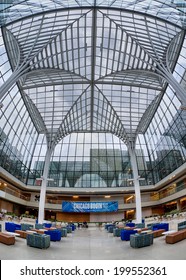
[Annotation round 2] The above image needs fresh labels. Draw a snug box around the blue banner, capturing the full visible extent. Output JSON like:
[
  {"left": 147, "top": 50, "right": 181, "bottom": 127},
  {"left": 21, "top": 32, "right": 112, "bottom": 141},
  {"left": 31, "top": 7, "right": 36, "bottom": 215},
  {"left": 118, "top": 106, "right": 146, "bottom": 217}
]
[{"left": 62, "top": 201, "right": 118, "bottom": 213}]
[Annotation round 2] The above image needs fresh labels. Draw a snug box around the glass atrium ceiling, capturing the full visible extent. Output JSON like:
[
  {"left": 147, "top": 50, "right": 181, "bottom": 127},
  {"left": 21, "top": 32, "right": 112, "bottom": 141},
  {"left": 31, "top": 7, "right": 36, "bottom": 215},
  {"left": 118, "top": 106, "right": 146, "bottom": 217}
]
[{"left": 0, "top": 0, "right": 186, "bottom": 150}]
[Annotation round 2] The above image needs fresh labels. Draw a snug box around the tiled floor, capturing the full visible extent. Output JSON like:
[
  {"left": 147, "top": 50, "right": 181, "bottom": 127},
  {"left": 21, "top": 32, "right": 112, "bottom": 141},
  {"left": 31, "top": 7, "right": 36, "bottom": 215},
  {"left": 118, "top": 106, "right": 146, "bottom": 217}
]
[{"left": 0, "top": 219, "right": 186, "bottom": 260}]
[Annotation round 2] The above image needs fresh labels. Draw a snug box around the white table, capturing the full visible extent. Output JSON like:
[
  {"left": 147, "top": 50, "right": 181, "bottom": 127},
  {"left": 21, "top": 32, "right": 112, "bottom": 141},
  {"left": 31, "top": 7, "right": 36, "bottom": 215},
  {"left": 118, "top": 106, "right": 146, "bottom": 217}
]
[
  {"left": 26, "top": 230, "right": 35, "bottom": 234},
  {"left": 141, "top": 230, "right": 152, "bottom": 233},
  {"left": 3, "top": 232, "right": 20, "bottom": 237},
  {"left": 161, "top": 230, "right": 176, "bottom": 236}
]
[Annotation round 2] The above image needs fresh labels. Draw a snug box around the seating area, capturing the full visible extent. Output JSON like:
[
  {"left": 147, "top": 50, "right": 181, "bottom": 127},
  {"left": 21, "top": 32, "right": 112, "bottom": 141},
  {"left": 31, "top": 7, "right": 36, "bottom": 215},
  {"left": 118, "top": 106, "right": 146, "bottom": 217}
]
[
  {"left": 15, "top": 230, "right": 27, "bottom": 238},
  {"left": 21, "top": 223, "right": 34, "bottom": 231},
  {"left": 148, "top": 222, "right": 169, "bottom": 231},
  {"left": 120, "top": 229, "right": 138, "bottom": 241},
  {"left": 27, "top": 233, "right": 50, "bottom": 249},
  {"left": 5, "top": 222, "right": 21, "bottom": 232},
  {"left": 153, "top": 229, "right": 165, "bottom": 238},
  {"left": 44, "top": 230, "right": 61, "bottom": 241},
  {"left": 1, "top": 221, "right": 76, "bottom": 246},
  {"left": 165, "top": 229, "right": 186, "bottom": 244},
  {"left": 113, "top": 227, "right": 124, "bottom": 237},
  {"left": 1, "top": 218, "right": 186, "bottom": 259},
  {"left": 0, "top": 232, "right": 15, "bottom": 245},
  {"left": 177, "top": 220, "right": 186, "bottom": 231},
  {"left": 130, "top": 233, "right": 154, "bottom": 248}
]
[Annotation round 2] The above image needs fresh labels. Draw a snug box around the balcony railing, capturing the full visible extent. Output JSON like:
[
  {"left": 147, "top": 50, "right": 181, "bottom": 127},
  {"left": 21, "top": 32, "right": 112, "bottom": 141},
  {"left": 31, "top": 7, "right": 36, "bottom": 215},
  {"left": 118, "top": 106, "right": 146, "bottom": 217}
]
[{"left": 0, "top": 185, "right": 30, "bottom": 201}]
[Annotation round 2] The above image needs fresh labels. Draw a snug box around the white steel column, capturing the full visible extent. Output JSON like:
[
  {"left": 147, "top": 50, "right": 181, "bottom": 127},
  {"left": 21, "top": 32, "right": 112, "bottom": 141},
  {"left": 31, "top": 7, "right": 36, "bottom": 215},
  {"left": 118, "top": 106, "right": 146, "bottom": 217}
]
[
  {"left": 128, "top": 146, "right": 142, "bottom": 223},
  {"left": 156, "top": 65, "right": 186, "bottom": 105},
  {"left": 38, "top": 148, "right": 53, "bottom": 224},
  {"left": 0, "top": 65, "right": 29, "bottom": 101}
]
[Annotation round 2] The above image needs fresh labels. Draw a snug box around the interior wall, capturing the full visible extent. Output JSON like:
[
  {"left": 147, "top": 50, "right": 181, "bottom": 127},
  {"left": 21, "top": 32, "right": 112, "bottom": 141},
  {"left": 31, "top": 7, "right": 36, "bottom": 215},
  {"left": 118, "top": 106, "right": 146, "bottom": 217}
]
[
  {"left": 142, "top": 208, "right": 152, "bottom": 218},
  {"left": 0, "top": 199, "right": 13, "bottom": 213},
  {"left": 90, "top": 211, "right": 124, "bottom": 222},
  {"left": 56, "top": 212, "right": 90, "bottom": 222}
]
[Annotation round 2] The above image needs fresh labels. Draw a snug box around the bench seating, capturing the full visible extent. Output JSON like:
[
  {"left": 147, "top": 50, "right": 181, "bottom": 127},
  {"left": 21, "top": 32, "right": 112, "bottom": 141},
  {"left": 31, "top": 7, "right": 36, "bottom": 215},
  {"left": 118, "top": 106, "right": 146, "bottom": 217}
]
[
  {"left": 15, "top": 230, "right": 27, "bottom": 238},
  {"left": 0, "top": 232, "right": 15, "bottom": 245},
  {"left": 166, "top": 229, "right": 186, "bottom": 244},
  {"left": 153, "top": 229, "right": 165, "bottom": 238}
]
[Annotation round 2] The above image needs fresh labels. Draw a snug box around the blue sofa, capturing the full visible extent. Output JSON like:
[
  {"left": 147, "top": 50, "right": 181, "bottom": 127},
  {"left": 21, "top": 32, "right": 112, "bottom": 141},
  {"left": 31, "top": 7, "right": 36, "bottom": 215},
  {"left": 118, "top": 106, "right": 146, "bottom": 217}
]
[
  {"left": 126, "top": 222, "right": 135, "bottom": 228},
  {"left": 43, "top": 223, "right": 52, "bottom": 228},
  {"left": 27, "top": 233, "right": 50, "bottom": 249},
  {"left": 5, "top": 222, "right": 21, "bottom": 232},
  {"left": 121, "top": 229, "right": 138, "bottom": 241},
  {"left": 44, "top": 230, "right": 61, "bottom": 241},
  {"left": 152, "top": 223, "right": 169, "bottom": 231}
]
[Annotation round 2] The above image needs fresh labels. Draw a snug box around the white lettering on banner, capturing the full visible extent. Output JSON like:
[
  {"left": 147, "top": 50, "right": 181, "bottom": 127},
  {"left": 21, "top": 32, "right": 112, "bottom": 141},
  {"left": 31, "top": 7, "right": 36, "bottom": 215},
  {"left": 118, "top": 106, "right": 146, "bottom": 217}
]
[
  {"left": 90, "top": 203, "right": 102, "bottom": 209},
  {"left": 73, "top": 202, "right": 103, "bottom": 210}
]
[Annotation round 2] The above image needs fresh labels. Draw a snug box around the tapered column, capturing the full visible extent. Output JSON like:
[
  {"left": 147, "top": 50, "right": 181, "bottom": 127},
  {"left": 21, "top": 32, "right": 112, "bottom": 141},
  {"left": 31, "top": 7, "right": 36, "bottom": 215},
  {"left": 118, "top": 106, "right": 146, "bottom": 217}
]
[
  {"left": 0, "top": 65, "right": 29, "bottom": 101},
  {"left": 156, "top": 65, "right": 186, "bottom": 105},
  {"left": 38, "top": 148, "right": 53, "bottom": 224},
  {"left": 128, "top": 146, "right": 142, "bottom": 223}
]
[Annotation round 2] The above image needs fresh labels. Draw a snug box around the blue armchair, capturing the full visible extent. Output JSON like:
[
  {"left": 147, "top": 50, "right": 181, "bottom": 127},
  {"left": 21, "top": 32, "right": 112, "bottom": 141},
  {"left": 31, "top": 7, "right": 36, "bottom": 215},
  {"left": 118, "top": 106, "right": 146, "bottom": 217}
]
[
  {"left": 130, "top": 233, "right": 153, "bottom": 248},
  {"left": 21, "top": 223, "right": 33, "bottom": 231},
  {"left": 27, "top": 233, "right": 50, "bottom": 249},
  {"left": 58, "top": 228, "right": 67, "bottom": 237},
  {"left": 35, "top": 223, "right": 44, "bottom": 229}
]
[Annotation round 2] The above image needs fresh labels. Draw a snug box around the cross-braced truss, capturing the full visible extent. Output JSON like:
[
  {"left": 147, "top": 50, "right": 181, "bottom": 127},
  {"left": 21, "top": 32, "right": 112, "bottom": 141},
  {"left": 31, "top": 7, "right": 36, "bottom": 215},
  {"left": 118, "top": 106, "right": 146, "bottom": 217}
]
[{"left": 0, "top": 1, "right": 186, "bottom": 149}]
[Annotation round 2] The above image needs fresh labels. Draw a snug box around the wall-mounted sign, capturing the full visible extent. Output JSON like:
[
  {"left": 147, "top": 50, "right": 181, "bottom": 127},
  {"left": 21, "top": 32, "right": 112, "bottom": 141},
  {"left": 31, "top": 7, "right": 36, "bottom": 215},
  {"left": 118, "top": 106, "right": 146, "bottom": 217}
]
[{"left": 62, "top": 201, "right": 118, "bottom": 213}]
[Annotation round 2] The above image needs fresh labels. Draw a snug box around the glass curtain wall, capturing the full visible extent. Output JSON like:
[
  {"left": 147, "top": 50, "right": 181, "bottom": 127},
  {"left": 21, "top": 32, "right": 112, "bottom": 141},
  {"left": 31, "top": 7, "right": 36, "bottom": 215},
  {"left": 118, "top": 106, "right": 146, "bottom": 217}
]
[
  {"left": 28, "top": 132, "right": 131, "bottom": 188},
  {"left": 0, "top": 29, "right": 39, "bottom": 183},
  {"left": 136, "top": 37, "right": 186, "bottom": 184}
]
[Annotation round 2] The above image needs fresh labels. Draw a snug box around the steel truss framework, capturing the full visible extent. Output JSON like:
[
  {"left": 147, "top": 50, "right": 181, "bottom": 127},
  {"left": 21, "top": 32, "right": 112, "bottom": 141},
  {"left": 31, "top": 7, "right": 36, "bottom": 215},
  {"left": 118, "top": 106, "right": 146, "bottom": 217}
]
[
  {"left": 0, "top": 0, "right": 186, "bottom": 223},
  {"left": 0, "top": 1, "right": 186, "bottom": 150}
]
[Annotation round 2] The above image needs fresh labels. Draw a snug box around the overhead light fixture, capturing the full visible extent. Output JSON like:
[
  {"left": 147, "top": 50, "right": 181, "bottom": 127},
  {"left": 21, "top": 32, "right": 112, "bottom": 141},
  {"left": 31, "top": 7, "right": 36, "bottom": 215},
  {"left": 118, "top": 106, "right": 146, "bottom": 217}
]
[
  {"left": 105, "top": 195, "right": 111, "bottom": 198},
  {"left": 126, "top": 195, "right": 134, "bottom": 201},
  {"left": 73, "top": 196, "right": 79, "bottom": 198}
]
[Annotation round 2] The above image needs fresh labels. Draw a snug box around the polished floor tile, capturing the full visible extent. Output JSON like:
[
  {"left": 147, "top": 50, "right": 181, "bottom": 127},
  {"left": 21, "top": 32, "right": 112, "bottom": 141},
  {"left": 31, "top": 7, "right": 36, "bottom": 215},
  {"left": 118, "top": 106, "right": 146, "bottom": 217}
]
[{"left": 0, "top": 220, "right": 186, "bottom": 260}]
